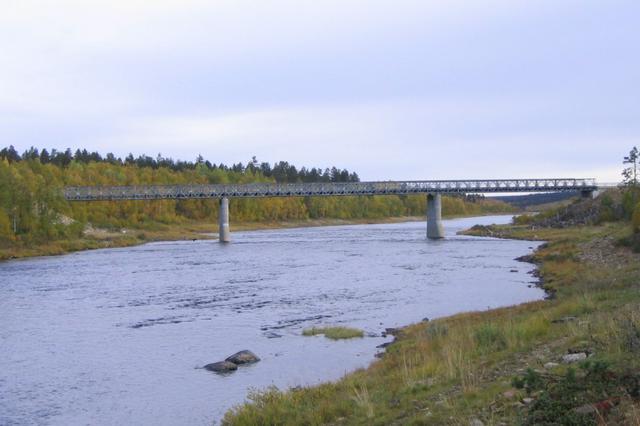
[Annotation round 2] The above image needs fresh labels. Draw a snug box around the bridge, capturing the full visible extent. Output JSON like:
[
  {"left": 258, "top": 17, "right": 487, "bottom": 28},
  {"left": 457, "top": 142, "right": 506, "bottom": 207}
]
[{"left": 64, "top": 178, "right": 600, "bottom": 241}]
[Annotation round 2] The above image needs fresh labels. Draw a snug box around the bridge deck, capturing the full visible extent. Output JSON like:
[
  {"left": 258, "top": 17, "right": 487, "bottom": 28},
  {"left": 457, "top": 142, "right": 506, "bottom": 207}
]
[{"left": 64, "top": 179, "right": 598, "bottom": 201}]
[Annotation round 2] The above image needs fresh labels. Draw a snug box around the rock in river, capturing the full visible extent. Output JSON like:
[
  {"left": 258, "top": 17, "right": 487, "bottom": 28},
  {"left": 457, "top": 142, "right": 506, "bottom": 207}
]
[
  {"left": 225, "top": 350, "right": 260, "bottom": 365},
  {"left": 204, "top": 361, "right": 238, "bottom": 373}
]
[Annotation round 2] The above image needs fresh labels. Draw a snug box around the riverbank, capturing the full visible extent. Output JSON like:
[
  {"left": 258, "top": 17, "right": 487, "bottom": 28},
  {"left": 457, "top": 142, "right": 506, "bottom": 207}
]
[
  {"left": 222, "top": 221, "right": 640, "bottom": 425},
  {"left": 0, "top": 213, "right": 509, "bottom": 261},
  {"left": 0, "top": 217, "right": 418, "bottom": 261}
]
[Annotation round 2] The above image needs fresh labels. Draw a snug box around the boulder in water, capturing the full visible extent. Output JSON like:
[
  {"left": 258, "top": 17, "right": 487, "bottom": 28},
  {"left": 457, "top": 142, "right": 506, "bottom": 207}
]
[
  {"left": 204, "top": 361, "right": 238, "bottom": 373},
  {"left": 226, "top": 350, "right": 260, "bottom": 365}
]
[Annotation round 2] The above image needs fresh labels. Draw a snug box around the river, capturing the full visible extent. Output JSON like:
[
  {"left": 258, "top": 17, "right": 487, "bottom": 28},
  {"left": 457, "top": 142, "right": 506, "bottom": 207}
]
[{"left": 0, "top": 215, "right": 544, "bottom": 425}]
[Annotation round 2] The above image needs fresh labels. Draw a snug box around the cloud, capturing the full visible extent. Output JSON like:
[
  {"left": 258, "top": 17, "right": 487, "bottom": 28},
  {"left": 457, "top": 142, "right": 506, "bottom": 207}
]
[
  {"left": 1, "top": 0, "right": 514, "bottom": 117},
  {"left": 89, "top": 98, "right": 633, "bottom": 181},
  {"left": 0, "top": 1, "right": 509, "bottom": 53},
  {"left": 0, "top": 0, "right": 638, "bottom": 183}
]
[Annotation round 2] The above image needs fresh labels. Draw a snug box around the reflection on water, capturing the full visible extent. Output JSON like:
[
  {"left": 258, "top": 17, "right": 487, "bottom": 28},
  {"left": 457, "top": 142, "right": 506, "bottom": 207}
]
[{"left": 0, "top": 216, "right": 543, "bottom": 425}]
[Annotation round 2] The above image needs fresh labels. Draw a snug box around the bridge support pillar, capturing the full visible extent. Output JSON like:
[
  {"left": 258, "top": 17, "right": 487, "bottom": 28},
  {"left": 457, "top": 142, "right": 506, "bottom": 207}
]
[
  {"left": 219, "top": 197, "right": 231, "bottom": 243},
  {"left": 426, "top": 193, "right": 445, "bottom": 239}
]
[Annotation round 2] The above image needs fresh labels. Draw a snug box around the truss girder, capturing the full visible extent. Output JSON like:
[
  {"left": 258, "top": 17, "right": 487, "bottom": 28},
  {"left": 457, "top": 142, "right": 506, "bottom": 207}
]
[{"left": 64, "top": 179, "right": 599, "bottom": 201}]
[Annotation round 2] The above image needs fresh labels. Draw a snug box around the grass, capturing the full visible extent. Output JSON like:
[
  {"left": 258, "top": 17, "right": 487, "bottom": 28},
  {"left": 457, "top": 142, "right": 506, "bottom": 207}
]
[
  {"left": 0, "top": 224, "right": 213, "bottom": 261},
  {"left": 302, "top": 326, "right": 364, "bottom": 340},
  {"left": 222, "top": 221, "right": 640, "bottom": 425}
]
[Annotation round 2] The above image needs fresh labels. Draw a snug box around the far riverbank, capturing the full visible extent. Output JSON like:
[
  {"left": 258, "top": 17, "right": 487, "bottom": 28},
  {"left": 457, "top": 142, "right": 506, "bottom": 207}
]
[{"left": 0, "top": 212, "right": 515, "bottom": 261}]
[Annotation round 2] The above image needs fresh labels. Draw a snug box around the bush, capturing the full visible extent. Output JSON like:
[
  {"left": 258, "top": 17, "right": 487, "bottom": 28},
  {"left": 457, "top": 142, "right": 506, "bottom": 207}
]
[
  {"left": 621, "top": 189, "right": 640, "bottom": 219},
  {"left": 513, "top": 214, "right": 535, "bottom": 225},
  {"left": 617, "top": 233, "right": 640, "bottom": 253},
  {"left": 519, "top": 360, "right": 638, "bottom": 426},
  {"left": 597, "top": 194, "right": 618, "bottom": 223},
  {"left": 512, "top": 368, "right": 543, "bottom": 394},
  {"left": 632, "top": 202, "right": 640, "bottom": 234}
]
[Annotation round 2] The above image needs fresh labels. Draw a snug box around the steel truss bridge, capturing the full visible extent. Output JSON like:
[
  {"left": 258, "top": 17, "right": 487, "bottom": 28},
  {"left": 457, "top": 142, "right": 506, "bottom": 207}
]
[
  {"left": 64, "top": 178, "right": 598, "bottom": 201},
  {"left": 64, "top": 178, "right": 602, "bottom": 240}
]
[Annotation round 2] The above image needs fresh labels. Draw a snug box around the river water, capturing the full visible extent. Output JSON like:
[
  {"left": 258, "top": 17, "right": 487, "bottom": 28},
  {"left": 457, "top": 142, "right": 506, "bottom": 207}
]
[{"left": 0, "top": 216, "right": 544, "bottom": 425}]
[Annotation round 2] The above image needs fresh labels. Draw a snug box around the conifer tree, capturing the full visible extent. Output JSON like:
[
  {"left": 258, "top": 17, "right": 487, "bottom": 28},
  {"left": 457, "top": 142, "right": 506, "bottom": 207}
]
[{"left": 622, "top": 146, "right": 638, "bottom": 187}]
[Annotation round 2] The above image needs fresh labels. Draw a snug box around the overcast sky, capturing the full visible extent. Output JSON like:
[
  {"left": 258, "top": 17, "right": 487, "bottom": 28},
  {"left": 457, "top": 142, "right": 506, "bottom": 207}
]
[{"left": 1, "top": 0, "right": 638, "bottom": 181}]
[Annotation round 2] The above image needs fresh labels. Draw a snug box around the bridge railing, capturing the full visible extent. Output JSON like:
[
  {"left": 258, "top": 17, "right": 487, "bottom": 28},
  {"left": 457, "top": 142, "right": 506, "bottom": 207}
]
[{"left": 64, "top": 178, "right": 598, "bottom": 201}]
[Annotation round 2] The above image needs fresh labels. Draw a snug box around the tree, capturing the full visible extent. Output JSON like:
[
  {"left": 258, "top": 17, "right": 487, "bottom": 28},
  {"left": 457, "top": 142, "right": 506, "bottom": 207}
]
[
  {"left": 61, "top": 149, "right": 73, "bottom": 167},
  {"left": 23, "top": 147, "right": 40, "bottom": 161},
  {"left": 106, "top": 153, "right": 120, "bottom": 164},
  {"left": 0, "top": 208, "right": 12, "bottom": 240},
  {"left": 0, "top": 145, "right": 21, "bottom": 162},
  {"left": 39, "top": 149, "right": 51, "bottom": 164},
  {"left": 622, "top": 146, "right": 638, "bottom": 186}
]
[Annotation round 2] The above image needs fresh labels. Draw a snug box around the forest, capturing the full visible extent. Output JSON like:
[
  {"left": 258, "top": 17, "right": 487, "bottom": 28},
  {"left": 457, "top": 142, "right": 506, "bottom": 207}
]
[{"left": 0, "top": 146, "right": 514, "bottom": 249}]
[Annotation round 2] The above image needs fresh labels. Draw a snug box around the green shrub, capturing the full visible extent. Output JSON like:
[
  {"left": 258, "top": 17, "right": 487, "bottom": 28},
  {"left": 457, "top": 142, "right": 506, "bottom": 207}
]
[
  {"left": 617, "top": 233, "right": 640, "bottom": 252},
  {"left": 513, "top": 214, "right": 535, "bottom": 225},
  {"left": 597, "top": 194, "right": 617, "bottom": 223},
  {"left": 632, "top": 202, "right": 640, "bottom": 233},
  {"left": 622, "top": 189, "right": 640, "bottom": 219},
  {"left": 512, "top": 368, "right": 543, "bottom": 394},
  {"left": 519, "top": 361, "right": 634, "bottom": 426}
]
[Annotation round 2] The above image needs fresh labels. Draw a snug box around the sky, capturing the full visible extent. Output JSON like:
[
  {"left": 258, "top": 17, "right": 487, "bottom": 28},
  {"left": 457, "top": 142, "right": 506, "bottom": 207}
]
[{"left": 1, "top": 0, "right": 638, "bottom": 182}]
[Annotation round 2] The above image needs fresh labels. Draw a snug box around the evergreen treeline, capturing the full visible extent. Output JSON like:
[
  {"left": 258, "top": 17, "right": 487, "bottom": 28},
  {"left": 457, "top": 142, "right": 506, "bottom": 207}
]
[
  {"left": 0, "top": 146, "right": 359, "bottom": 183},
  {"left": 0, "top": 146, "right": 513, "bottom": 246}
]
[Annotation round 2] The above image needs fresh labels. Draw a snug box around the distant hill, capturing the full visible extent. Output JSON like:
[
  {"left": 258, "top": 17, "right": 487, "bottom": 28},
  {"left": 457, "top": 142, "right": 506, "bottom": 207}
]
[{"left": 492, "top": 192, "right": 580, "bottom": 209}]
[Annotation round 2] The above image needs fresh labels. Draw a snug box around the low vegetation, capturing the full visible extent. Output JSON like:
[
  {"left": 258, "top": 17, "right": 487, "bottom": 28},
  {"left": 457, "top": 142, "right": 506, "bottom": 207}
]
[
  {"left": 302, "top": 326, "right": 365, "bottom": 340},
  {"left": 223, "top": 189, "right": 640, "bottom": 425}
]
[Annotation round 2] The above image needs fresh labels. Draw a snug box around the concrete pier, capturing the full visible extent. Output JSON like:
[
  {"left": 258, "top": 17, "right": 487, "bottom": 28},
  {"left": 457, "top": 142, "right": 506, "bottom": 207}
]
[
  {"left": 427, "top": 193, "right": 445, "bottom": 239},
  {"left": 218, "top": 197, "right": 230, "bottom": 243}
]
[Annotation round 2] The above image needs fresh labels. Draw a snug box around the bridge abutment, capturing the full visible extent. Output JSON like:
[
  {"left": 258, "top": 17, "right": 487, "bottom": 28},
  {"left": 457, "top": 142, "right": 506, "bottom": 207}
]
[
  {"left": 581, "top": 190, "right": 597, "bottom": 199},
  {"left": 219, "top": 197, "right": 231, "bottom": 243},
  {"left": 426, "top": 193, "right": 445, "bottom": 239}
]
